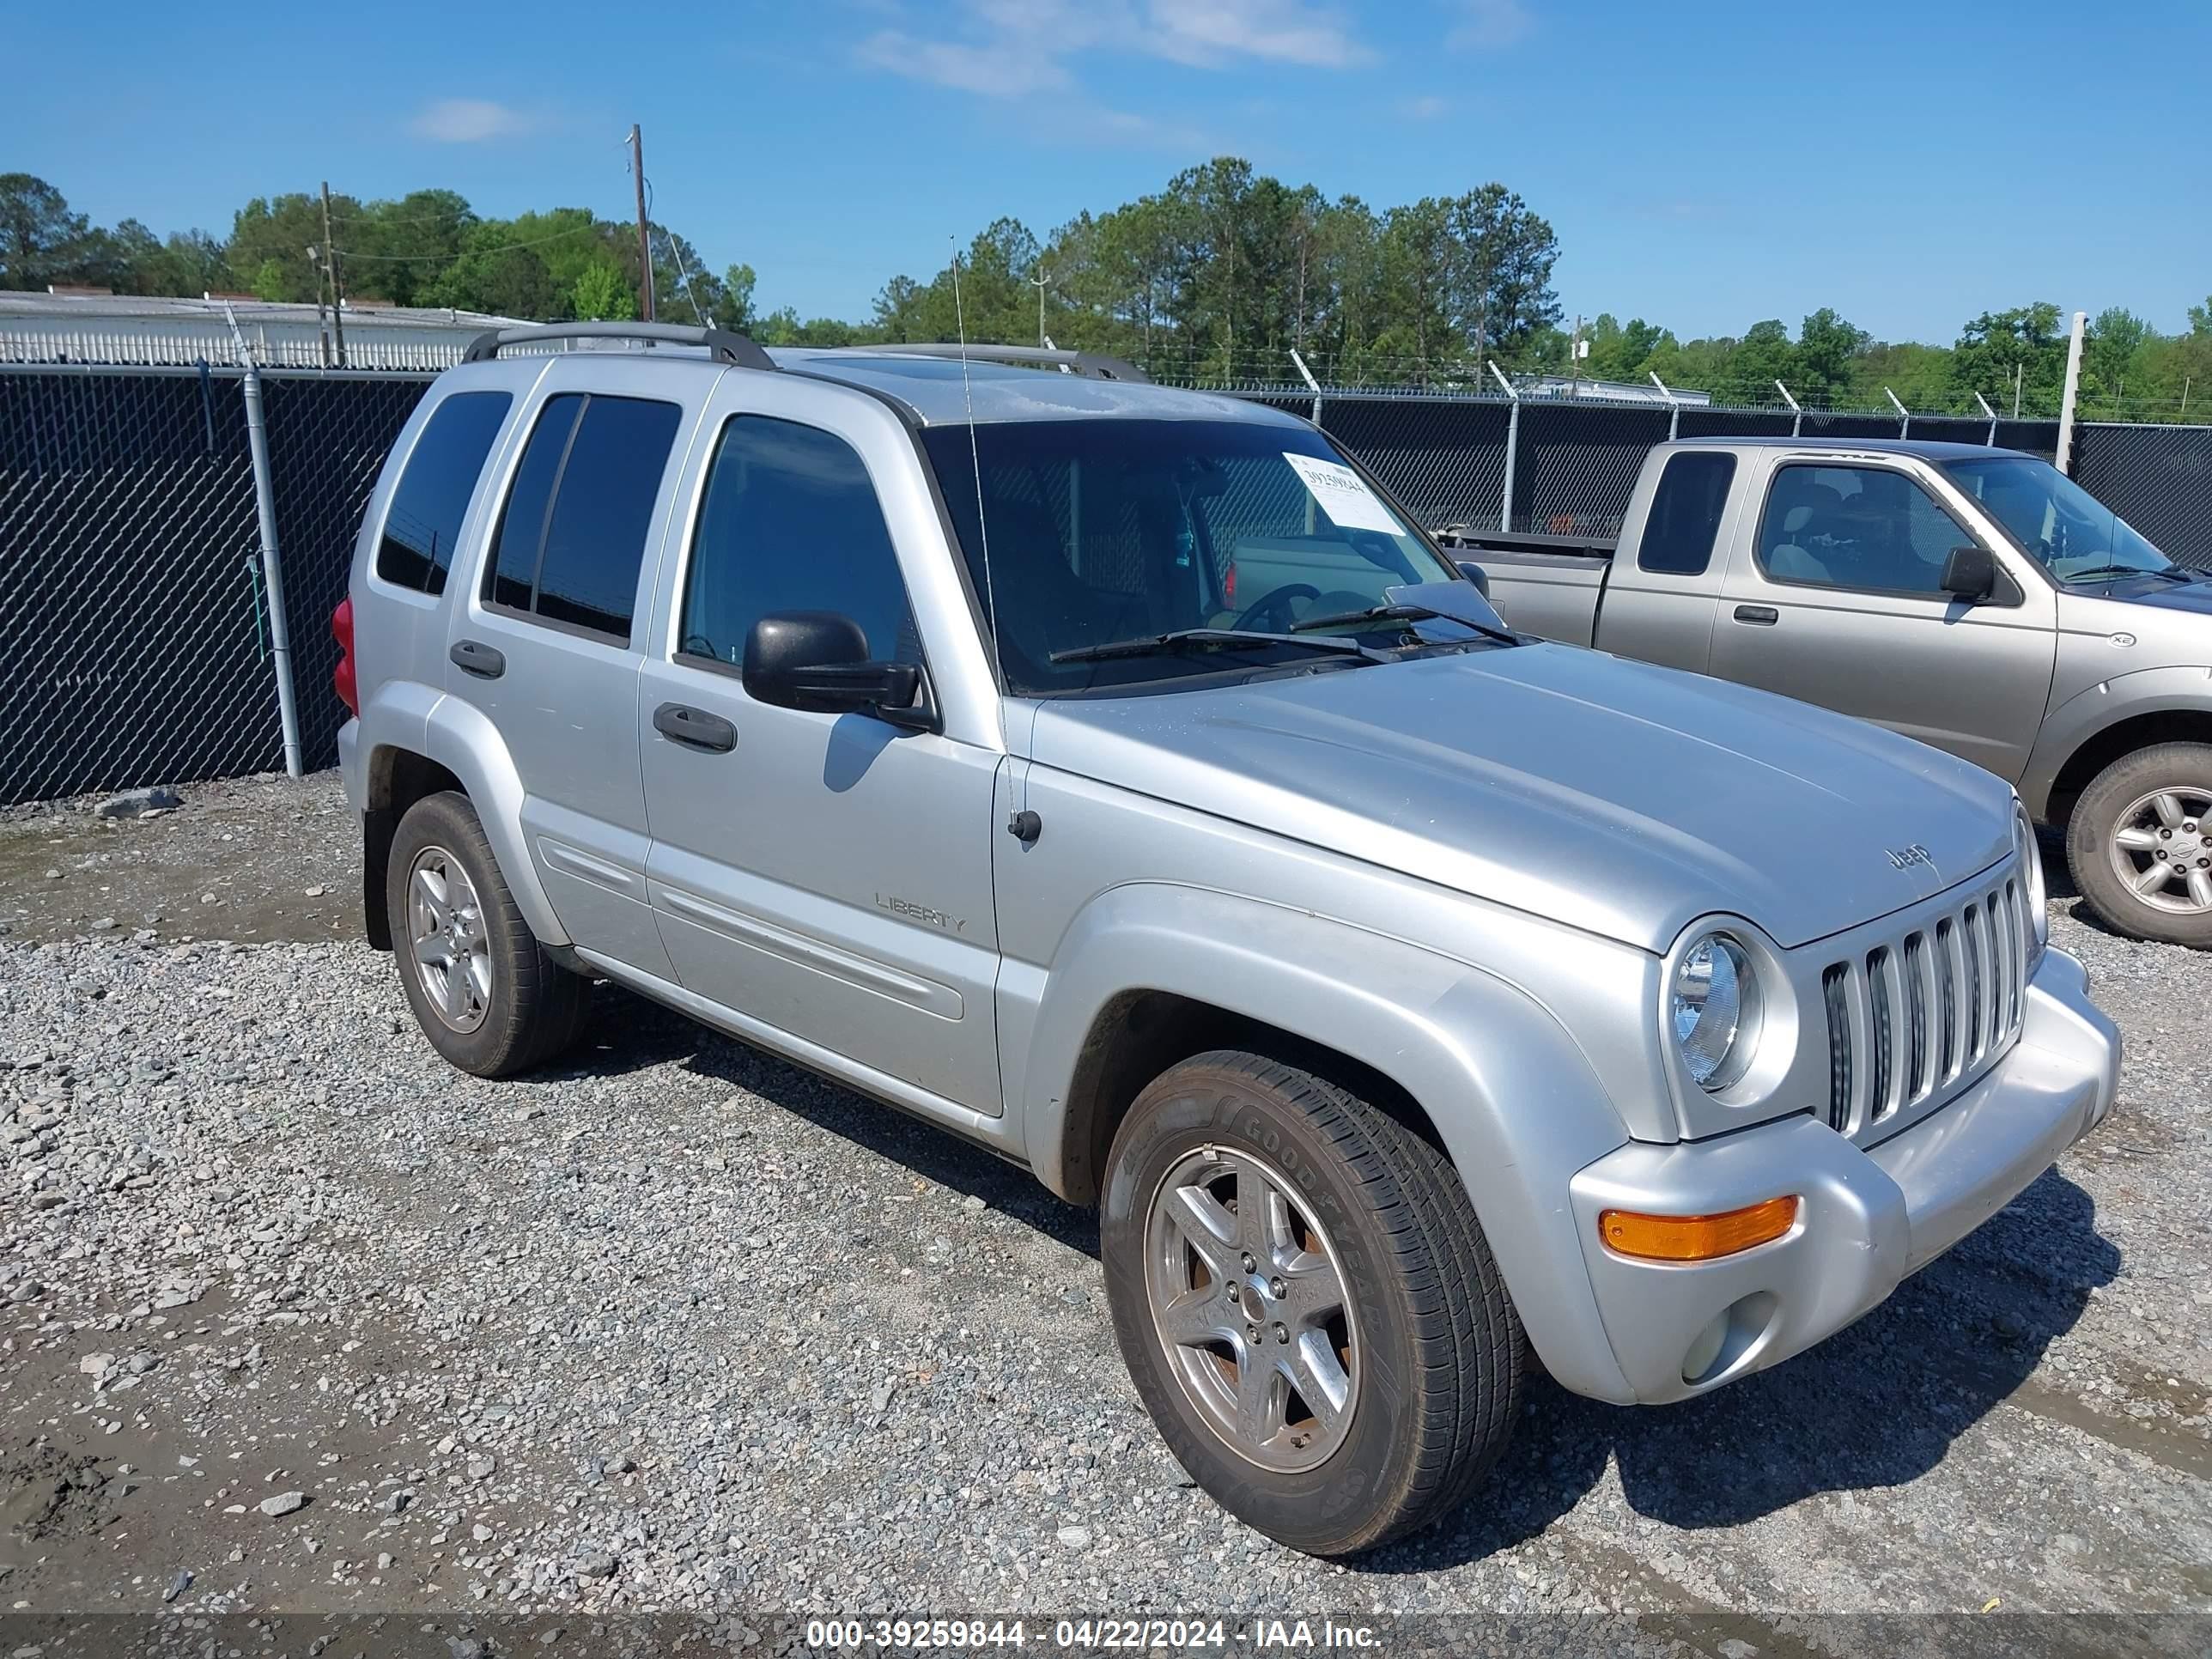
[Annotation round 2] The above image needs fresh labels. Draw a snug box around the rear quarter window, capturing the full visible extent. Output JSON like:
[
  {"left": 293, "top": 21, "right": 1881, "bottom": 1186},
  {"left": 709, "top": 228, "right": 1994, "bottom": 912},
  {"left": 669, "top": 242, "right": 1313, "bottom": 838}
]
[
  {"left": 374, "top": 391, "right": 513, "bottom": 595},
  {"left": 1636, "top": 451, "right": 1737, "bottom": 577}
]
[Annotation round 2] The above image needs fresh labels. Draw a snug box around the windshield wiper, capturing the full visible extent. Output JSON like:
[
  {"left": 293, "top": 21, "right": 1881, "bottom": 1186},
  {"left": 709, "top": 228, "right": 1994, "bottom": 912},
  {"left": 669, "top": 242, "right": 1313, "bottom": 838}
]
[
  {"left": 2062, "top": 562, "right": 2191, "bottom": 584},
  {"left": 1048, "top": 628, "right": 1390, "bottom": 666},
  {"left": 1291, "top": 602, "right": 1522, "bottom": 648}
]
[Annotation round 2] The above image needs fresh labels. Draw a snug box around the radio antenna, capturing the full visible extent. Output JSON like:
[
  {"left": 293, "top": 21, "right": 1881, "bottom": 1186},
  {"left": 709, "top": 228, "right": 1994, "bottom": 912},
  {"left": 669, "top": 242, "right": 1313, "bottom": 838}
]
[{"left": 948, "top": 240, "right": 1004, "bottom": 695}]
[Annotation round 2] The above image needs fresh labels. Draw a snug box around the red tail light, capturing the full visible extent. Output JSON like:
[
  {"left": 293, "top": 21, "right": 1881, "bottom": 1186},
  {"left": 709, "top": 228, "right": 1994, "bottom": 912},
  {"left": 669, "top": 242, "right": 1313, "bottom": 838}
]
[
  {"left": 331, "top": 596, "right": 359, "bottom": 716},
  {"left": 1223, "top": 563, "right": 1237, "bottom": 605}
]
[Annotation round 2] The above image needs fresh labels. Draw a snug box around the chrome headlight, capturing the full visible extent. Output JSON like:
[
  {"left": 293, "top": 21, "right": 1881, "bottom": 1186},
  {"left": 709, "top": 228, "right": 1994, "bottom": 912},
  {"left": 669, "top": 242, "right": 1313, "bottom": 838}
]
[
  {"left": 2014, "top": 802, "right": 2050, "bottom": 947},
  {"left": 1669, "top": 932, "right": 1763, "bottom": 1092}
]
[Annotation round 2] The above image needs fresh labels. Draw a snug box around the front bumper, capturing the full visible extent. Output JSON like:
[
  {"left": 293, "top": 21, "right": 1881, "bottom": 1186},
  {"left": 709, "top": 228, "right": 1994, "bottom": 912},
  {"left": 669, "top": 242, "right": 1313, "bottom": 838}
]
[{"left": 1565, "top": 945, "right": 2118, "bottom": 1405}]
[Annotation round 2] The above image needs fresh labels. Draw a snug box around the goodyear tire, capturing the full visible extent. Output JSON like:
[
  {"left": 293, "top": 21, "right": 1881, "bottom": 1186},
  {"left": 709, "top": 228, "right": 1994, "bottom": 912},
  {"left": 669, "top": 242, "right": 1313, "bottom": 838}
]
[{"left": 1100, "top": 1050, "right": 1523, "bottom": 1556}]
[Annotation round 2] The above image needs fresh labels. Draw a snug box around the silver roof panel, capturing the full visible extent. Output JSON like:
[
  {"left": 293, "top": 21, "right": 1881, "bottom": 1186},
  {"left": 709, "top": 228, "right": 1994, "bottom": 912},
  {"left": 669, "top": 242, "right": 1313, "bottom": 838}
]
[{"left": 767, "top": 348, "right": 1308, "bottom": 428}]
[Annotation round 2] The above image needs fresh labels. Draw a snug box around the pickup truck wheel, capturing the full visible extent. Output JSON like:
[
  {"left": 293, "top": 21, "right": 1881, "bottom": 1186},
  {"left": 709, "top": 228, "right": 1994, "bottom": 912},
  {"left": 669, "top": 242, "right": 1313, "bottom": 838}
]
[
  {"left": 386, "top": 791, "right": 592, "bottom": 1077},
  {"left": 2068, "top": 744, "right": 2212, "bottom": 948},
  {"left": 1100, "top": 1050, "right": 1522, "bottom": 1557}
]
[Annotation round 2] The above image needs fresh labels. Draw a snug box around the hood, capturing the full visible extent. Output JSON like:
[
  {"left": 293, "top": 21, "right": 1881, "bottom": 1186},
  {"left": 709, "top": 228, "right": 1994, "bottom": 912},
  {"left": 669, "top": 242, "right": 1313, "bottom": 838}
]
[
  {"left": 2083, "top": 574, "right": 2212, "bottom": 618},
  {"left": 1027, "top": 644, "right": 2015, "bottom": 952}
]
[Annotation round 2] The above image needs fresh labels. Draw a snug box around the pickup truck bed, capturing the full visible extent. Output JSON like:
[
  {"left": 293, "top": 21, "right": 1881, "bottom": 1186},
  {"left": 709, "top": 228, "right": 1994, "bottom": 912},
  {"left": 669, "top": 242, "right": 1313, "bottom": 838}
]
[{"left": 1440, "top": 530, "right": 1614, "bottom": 648}]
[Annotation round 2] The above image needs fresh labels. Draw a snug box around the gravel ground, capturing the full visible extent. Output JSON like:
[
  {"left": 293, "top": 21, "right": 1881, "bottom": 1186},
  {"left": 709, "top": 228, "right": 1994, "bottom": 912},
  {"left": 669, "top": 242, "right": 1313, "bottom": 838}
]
[{"left": 0, "top": 774, "right": 2207, "bottom": 1644}]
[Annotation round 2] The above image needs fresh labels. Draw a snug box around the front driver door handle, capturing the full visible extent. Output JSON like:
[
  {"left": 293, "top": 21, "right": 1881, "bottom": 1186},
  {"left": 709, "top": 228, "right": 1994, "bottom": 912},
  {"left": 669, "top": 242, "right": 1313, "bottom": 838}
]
[
  {"left": 1733, "top": 604, "right": 1779, "bottom": 626},
  {"left": 653, "top": 702, "right": 738, "bottom": 753},
  {"left": 449, "top": 638, "right": 506, "bottom": 678}
]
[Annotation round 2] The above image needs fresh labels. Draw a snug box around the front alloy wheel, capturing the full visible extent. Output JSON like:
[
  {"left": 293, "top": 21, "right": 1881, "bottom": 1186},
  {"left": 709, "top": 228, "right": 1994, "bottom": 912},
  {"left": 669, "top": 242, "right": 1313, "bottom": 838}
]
[
  {"left": 2069, "top": 742, "right": 2212, "bottom": 948},
  {"left": 2106, "top": 786, "right": 2212, "bottom": 915},
  {"left": 1145, "top": 1144, "right": 1358, "bottom": 1474}
]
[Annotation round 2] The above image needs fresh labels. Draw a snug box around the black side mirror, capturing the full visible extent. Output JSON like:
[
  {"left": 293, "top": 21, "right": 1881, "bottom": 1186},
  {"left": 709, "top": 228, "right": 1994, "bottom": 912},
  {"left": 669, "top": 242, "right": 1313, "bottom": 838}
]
[
  {"left": 1455, "top": 559, "right": 1492, "bottom": 599},
  {"left": 1941, "top": 544, "right": 1998, "bottom": 601},
  {"left": 741, "top": 611, "right": 930, "bottom": 728}
]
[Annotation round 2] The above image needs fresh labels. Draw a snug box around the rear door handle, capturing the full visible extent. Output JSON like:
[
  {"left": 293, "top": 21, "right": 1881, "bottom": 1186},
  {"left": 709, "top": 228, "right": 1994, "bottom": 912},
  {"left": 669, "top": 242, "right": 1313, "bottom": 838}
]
[
  {"left": 1732, "top": 605, "right": 1779, "bottom": 626},
  {"left": 653, "top": 702, "right": 737, "bottom": 753},
  {"left": 449, "top": 638, "right": 506, "bottom": 678}
]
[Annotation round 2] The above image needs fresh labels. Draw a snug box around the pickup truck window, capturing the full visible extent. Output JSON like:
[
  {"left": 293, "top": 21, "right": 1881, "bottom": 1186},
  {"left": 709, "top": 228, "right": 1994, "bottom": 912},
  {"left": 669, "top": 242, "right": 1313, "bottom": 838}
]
[
  {"left": 921, "top": 418, "right": 1459, "bottom": 695},
  {"left": 484, "top": 392, "right": 683, "bottom": 642},
  {"left": 374, "top": 391, "right": 511, "bottom": 596},
  {"left": 1637, "top": 452, "right": 1736, "bottom": 576},
  {"left": 678, "top": 415, "right": 921, "bottom": 670},
  {"left": 1944, "top": 455, "right": 2184, "bottom": 584},
  {"left": 1754, "top": 464, "right": 1973, "bottom": 598}
]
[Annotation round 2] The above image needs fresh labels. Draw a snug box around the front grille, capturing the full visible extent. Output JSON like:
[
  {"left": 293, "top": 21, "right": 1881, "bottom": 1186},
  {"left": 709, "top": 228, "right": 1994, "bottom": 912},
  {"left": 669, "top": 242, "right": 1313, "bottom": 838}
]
[{"left": 1820, "top": 870, "right": 2032, "bottom": 1140}]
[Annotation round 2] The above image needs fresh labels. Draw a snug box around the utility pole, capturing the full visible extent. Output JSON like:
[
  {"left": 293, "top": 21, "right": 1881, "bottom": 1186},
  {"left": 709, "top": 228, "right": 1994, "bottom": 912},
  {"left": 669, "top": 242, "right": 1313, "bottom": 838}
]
[
  {"left": 629, "top": 125, "right": 655, "bottom": 323},
  {"left": 319, "top": 181, "right": 346, "bottom": 368},
  {"left": 306, "top": 245, "right": 331, "bottom": 368},
  {"left": 1030, "top": 267, "right": 1049, "bottom": 348},
  {"left": 1569, "top": 314, "right": 1582, "bottom": 396},
  {"left": 2013, "top": 361, "right": 2023, "bottom": 418}
]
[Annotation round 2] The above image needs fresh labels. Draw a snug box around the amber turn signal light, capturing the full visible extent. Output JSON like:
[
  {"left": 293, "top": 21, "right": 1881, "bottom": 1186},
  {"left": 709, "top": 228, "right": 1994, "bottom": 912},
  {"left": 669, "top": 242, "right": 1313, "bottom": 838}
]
[{"left": 1598, "top": 1196, "right": 1800, "bottom": 1262}]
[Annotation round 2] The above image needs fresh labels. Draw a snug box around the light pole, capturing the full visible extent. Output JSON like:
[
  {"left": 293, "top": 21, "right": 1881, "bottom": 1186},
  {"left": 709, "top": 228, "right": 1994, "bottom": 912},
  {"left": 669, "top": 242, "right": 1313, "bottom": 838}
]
[{"left": 1031, "top": 267, "right": 1050, "bottom": 348}]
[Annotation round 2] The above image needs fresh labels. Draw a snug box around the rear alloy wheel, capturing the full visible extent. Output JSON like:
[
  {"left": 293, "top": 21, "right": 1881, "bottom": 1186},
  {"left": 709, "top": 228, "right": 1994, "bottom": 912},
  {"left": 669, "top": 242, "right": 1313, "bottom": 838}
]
[
  {"left": 1101, "top": 1050, "right": 1522, "bottom": 1557},
  {"left": 2069, "top": 744, "right": 2212, "bottom": 949},
  {"left": 386, "top": 791, "right": 592, "bottom": 1076}
]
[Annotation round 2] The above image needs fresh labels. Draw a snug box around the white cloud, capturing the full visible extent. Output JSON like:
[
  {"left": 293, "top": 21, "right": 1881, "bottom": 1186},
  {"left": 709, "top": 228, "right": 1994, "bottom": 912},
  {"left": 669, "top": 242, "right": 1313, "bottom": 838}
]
[
  {"left": 855, "top": 0, "right": 1373, "bottom": 101},
  {"left": 408, "top": 98, "right": 532, "bottom": 143},
  {"left": 1449, "top": 0, "right": 1533, "bottom": 50},
  {"left": 1403, "top": 93, "right": 1449, "bottom": 120}
]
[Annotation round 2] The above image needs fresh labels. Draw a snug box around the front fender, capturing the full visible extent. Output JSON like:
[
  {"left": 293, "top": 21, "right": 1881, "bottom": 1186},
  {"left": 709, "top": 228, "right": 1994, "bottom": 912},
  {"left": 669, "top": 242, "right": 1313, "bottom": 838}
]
[
  {"left": 2018, "top": 663, "right": 2212, "bottom": 817},
  {"left": 1019, "top": 883, "right": 1640, "bottom": 1402},
  {"left": 415, "top": 693, "right": 569, "bottom": 946}
]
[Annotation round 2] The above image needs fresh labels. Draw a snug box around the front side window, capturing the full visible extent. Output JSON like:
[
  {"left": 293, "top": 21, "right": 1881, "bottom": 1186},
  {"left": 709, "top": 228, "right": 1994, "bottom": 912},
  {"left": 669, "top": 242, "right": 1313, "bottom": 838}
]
[
  {"left": 483, "top": 392, "right": 682, "bottom": 640},
  {"left": 1637, "top": 451, "right": 1736, "bottom": 576},
  {"left": 678, "top": 416, "right": 921, "bottom": 669},
  {"left": 1944, "top": 455, "right": 2182, "bottom": 584},
  {"left": 920, "top": 419, "right": 1469, "bottom": 693},
  {"left": 375, "top": 391, "right": 511, "bottom": 594},
  {"left": 1754, "top": 464, "right": 1973, "bottom": 596}
]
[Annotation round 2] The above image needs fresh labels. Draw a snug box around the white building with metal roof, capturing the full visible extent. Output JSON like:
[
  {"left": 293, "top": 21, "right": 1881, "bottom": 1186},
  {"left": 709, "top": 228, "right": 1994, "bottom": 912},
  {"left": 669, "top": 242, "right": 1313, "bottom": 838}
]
[{"left": 0, "top": 289, "right": 520, "bottom": 371}]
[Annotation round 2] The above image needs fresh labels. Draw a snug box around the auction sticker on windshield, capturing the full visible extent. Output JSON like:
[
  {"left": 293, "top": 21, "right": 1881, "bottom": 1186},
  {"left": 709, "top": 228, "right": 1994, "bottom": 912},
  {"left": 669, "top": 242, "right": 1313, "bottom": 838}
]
[{"left": 1282, "top": 453, "right": 1404, "bottom": 533}]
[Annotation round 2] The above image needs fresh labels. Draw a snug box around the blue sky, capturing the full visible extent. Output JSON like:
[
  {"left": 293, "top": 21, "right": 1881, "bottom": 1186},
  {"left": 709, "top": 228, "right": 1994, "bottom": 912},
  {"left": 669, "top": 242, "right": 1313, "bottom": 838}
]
[{"left": 8, "top": 0, "right": 2208, "bottom": 343}]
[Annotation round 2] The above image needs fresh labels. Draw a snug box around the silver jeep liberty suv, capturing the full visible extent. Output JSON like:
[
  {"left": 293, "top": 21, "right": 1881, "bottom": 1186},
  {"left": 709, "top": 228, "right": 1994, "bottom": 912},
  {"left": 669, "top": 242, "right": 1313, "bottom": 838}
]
[{"left": 335, "top": 324, "right": 2119, "bottom": 1556}]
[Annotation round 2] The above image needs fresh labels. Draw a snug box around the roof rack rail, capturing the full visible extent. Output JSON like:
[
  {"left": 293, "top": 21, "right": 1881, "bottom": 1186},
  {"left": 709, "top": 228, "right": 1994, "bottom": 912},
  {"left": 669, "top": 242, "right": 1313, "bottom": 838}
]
[
  {"left": 462, "top": 321, "right": 776, "bottom": 371},
  {"left": 832, "top": 343, "right": 1150, "bottom": 384}
]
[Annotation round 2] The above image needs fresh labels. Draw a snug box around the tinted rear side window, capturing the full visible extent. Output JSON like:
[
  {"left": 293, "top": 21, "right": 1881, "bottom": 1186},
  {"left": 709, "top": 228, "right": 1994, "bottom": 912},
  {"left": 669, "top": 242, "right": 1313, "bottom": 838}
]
[
  {"left": 483, "top": 392, "right": 682, "bottom": 641},
  {"left": 1637, "top": 452, "right": 1737, "bottom": 576},
  {"left": 375, "top": 391, "right": 511, "bottom": 594}
]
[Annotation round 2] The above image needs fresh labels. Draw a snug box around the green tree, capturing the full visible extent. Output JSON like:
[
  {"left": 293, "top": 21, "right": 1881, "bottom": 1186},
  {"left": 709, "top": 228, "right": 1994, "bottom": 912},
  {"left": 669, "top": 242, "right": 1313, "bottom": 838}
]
[
  {"left": 1949, "top": 302, "right": 2066, "bottom": 413},
  {"left": 1795, "top": 307, "right": 1869, "bottom": 404},
  {"left": 569, "top": 260, "right": 635, "bottom": 322},
  {"left": 0, "top": 173, "right": 91, "bottom": 289}
]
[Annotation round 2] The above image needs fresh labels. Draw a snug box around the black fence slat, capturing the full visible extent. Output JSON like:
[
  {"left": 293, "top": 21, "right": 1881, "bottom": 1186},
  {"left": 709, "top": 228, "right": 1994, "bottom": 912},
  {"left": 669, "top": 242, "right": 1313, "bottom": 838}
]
[{"left": 2075, "top": 424, "right": 2212, "bottom": 569}]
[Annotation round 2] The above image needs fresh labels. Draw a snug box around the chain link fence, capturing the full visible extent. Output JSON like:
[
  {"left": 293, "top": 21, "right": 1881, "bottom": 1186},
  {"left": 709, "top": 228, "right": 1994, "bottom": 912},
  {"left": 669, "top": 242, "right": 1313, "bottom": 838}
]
[
  {"left": 0, "top": 365, "right": 432, "bottom": 805},
  {"left": 2074, "top": 423, "right": 2212, "bottom": 570},
  {"left": 2, "top": 364, "right": 2207, "bottom": 806}
]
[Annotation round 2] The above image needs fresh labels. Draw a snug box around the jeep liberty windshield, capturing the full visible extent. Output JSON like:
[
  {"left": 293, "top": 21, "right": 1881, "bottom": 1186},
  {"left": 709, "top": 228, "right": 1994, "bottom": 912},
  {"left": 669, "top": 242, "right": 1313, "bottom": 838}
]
[{"left": 921, "top": 418, "right": 1501, "bottom": 693}]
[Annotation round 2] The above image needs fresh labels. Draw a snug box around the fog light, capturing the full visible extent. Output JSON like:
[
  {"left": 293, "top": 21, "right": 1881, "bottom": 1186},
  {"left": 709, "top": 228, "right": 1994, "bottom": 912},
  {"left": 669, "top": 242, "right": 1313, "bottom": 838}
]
[
  {"left": 1598, "top": 1196, "right": 1799, "bottom": 1261},
  {"left": 1681, "top": 1312, "right": 1729, "bottom": 1382}
]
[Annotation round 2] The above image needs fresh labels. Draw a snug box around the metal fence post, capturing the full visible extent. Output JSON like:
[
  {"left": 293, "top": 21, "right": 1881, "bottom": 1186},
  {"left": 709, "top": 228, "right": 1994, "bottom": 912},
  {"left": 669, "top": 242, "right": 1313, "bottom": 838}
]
[
  {"left": 2055, "top": 308, "right": 2087, "bottom": 476},
  {"left": 1488, "top": 362, "right": 1520, "bottom": 533},
  {"left": 1650, "top": 371, "right": 1680, "bottom": 441},
  {"left": 1884, "top": 386, "right": 1911, "bottom": 440},
  {"left": 1974, "top": 392, "right": 2001, "bottom": 447},
  {"left": 1775, "top": 380, "right": 1802, "bottom": 438},
  {"left": 229, "top": 333, "right": 305, "bottom": 778},
  {"left": 1290, "top": 346, "right": 1323, "bottom": 427}
]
